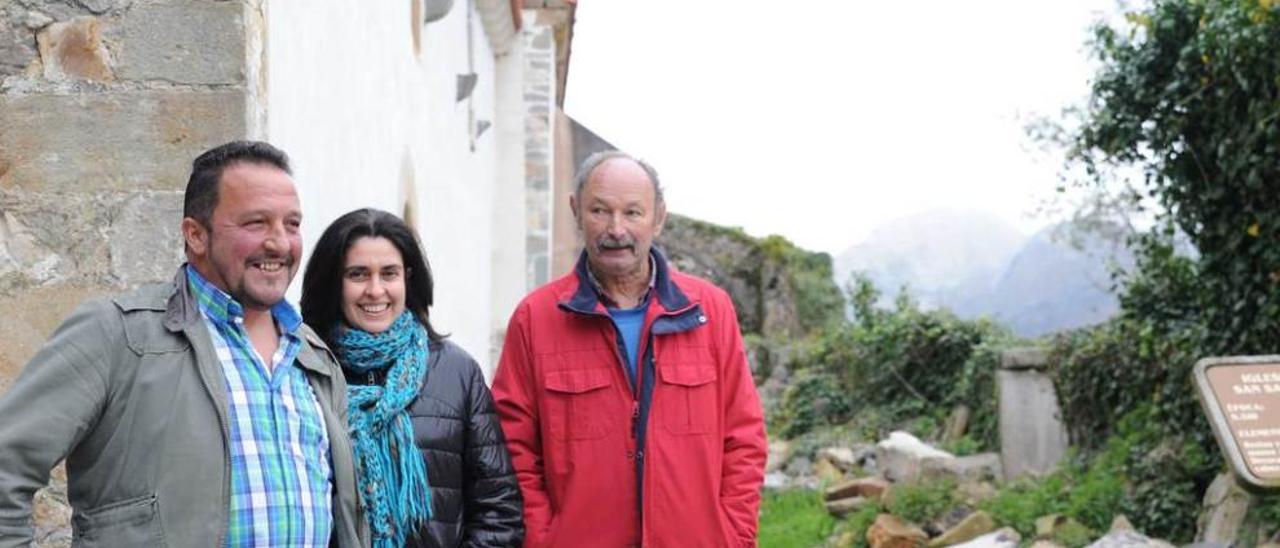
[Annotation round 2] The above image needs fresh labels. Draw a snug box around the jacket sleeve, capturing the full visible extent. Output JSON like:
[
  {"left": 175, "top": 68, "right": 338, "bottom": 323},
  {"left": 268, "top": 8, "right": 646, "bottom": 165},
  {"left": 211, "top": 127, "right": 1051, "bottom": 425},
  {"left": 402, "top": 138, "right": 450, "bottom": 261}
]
[
  {"left": 460, "top": 352, "right": 525, "bottom": 547},
  {"left": 712, "top": 291, "right": 767, "bottom": 547},
  {"left": 0, "top": 300, "right": 114, "bottom": 547},
  {"left": 490, "top": 304, "right": 555, "bottom": 548}
]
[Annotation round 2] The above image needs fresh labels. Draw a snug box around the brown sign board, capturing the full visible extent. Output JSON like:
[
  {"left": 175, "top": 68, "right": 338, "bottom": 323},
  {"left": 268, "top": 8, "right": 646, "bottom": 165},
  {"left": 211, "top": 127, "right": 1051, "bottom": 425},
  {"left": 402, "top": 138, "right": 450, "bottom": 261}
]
[{"left": 1193, "top": 356, "right": 1280, "bottom": 492}]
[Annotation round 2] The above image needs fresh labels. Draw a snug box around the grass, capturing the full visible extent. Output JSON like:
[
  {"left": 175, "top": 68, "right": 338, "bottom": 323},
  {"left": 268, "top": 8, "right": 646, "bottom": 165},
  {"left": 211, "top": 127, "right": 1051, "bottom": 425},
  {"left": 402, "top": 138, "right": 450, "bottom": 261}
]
[{"left": 759, "top": 489, "right": 837, "bottom": 548}]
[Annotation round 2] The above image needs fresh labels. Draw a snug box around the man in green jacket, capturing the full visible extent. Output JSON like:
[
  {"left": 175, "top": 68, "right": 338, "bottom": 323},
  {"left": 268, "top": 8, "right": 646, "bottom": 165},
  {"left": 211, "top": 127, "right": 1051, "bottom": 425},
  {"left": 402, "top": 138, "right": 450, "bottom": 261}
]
[{"left": 0, "top": 141, "right": 367, "bottom": 547}]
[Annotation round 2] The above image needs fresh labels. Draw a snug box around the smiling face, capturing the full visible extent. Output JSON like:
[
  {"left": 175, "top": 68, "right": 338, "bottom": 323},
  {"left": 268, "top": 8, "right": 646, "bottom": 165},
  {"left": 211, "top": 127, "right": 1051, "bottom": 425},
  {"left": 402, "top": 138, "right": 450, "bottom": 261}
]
[
  {"left": 340, "top": 236, "right": 407, "bottom": 334},
  {"left": 571, "top": 157, "right": 667, "bottom": 283},
  {"left": 182, "top": 162, "right": 302, "bottom": 311}
]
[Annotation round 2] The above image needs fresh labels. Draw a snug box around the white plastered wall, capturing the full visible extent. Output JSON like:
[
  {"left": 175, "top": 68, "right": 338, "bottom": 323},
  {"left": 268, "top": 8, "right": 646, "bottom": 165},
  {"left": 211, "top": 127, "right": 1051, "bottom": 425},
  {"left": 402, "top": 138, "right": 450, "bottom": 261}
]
[{"left": 264, "top": 0, "right": 514, "bottom": 374}]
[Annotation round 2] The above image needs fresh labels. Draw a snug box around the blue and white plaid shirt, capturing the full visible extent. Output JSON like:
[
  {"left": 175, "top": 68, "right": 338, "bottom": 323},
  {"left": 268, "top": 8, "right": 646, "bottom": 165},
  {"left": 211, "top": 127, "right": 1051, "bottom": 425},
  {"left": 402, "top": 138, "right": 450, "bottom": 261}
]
[{"left": 186, "top": 266, "right": 334, "bottom": 547}]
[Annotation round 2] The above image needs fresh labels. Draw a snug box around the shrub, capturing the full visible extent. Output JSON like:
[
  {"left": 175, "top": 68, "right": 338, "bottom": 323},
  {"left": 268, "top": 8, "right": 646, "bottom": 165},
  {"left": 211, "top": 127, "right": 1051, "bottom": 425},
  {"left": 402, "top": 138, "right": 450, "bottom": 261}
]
[
  {"left": 773, "top": 370, "right": 853, "bottom": 439},
  {"left": 780, "top": 275, "right": 1009, "bottom": 448},
  {"left": 886, "top": 480, "right": 957, "bottom": 525}
]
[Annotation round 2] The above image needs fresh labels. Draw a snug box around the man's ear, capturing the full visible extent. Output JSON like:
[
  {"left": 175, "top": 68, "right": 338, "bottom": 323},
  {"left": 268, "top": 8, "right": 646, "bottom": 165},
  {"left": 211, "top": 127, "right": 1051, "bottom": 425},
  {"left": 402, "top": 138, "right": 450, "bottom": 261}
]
[
  {"left": 570, "top": 194, "right": 581, "bottom": 226},
  {"left": 181, "top": 217, "right": 209, "bottom": 257}
]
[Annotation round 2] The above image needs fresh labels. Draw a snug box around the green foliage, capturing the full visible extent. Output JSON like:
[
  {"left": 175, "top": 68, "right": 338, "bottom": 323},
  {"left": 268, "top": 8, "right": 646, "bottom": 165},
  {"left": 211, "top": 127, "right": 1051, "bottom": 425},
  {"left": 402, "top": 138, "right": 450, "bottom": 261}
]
[
  {"left": 1048, "top": 237, "right": 1220, "bottom": 542},
  {"left": 1107, "top": 406, "right": 1214, "bottom": 542},
  {"left": 980, "top": 439, "right": 1130, "bottom": 541},
  {"left": 982, "top": 474, "right": 1070, "bottom": 538},
  {"left": 940, "top": 435, "right": 981, "bottom": 457},
  {"left": 1072, "top": 0, "right": 1280, "bottom": 355},
  {"left": 757, "top": 489, "right": 837, "bottom": 548},
  {"left": 1241, "top": 493, "right": 1280, "bottom": 545},
  {"left": 981, "top": 404, "right": 1212, "bottom": 543},
  {"left": 775, "top": 274, "right": 1008, "bottom": 446},
  {"left": 836, "top": 504, "right": 883, "bottom": 548},
  {"left": 1052, "top": 4, "right": 1280, "bottom": 536},
  {"left": 774, "top": 370, "right": 854, "bottom": 439},
  {"left": 885, "top": 480, "right": 956, "bottom": 525}
]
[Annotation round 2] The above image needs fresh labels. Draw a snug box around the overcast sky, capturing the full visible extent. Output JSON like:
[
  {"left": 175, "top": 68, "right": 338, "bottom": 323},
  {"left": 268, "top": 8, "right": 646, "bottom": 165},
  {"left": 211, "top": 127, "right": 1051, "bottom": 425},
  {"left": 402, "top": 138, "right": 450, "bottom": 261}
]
[{"left": 565, "top": 1, "right": 1121, "bottom": 255}]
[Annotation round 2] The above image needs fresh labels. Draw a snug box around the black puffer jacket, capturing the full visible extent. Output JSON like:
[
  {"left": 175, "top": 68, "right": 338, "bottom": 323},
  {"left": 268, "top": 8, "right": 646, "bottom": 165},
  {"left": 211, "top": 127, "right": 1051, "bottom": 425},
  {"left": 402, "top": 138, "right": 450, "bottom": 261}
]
[{"left": 348, "top": 340, "right": 523, "bottom": 547}]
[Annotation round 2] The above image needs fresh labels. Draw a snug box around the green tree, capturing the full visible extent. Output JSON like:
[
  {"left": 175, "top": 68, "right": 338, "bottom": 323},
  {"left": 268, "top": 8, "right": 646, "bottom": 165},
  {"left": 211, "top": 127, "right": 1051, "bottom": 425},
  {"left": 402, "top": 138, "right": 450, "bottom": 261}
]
[
  {"left": 1044, "top": 1, "right": 1280, "bottom": 539},
  {"left": 1070, "top": 0, "right": 1280, "bottom": 354}
]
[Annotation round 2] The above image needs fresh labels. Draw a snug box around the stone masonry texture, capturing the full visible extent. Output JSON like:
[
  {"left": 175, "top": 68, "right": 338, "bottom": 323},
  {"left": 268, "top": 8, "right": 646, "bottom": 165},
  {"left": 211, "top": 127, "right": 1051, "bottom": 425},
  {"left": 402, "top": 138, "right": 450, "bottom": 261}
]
[
  {"left": 2, "top": 3, "right": 253, "bottom": 544},
  {"left": 36, "top": 16, "right": 114, "bottom": 81},
  {"left": 111, "top": 1, "right": 244, "bottom": 84},
  {"left": 0, "top": 88, "right": 247, "bottom": 192}
]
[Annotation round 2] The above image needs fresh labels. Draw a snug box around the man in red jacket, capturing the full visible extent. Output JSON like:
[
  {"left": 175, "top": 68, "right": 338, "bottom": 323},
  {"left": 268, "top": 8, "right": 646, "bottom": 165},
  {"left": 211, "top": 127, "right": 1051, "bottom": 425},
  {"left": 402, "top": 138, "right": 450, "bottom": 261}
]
[{"left": 492, "top": 150, "right": 767, "bottom": 547}]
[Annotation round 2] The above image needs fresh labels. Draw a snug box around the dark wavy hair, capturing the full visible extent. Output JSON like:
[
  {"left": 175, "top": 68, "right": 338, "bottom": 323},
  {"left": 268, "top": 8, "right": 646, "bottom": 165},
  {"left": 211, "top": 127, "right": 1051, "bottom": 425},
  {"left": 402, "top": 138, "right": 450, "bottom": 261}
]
[{"left": 301, "top": 208, "right": 444, "bottom": 347}]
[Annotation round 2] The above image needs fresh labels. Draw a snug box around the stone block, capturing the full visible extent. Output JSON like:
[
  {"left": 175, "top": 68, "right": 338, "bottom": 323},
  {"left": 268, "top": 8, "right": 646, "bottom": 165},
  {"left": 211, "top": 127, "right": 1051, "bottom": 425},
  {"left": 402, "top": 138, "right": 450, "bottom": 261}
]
[
  {"left": 1000, "top": 347, "right": 1048, "bottom": 370},
  {"left": 79, "top": 0, "right": 133, "bottom": 15},
  {"left": 922, "top": 452, "right": 1003, "bottom": 483},
  {"left": 1084, "top": 530, "right": 1176, "bottom": 548},
  {"left": 0, "top": 17, "right": 38, "bottom": 76},
  {"left": 783, "top": 456, "right": 811, "bottom": 477},
  {"left": 955, "top": 480, "right": 998, "bottom": 504},
  {"left": 112, "top": 1, "right": 243, "bottom": 84},
  {"left": 813, "top": 458, "right": 843, "bottom": 484},
  {"left": 1194, "top": 472, "right": 1252, "bottom": 545},
  {"left": 1, "top": 190, "right": 113, "bottom": 288},
  {"left": 998, "top": 368, "right": 1068, "bottom": 478},
  {"left": 816, "top": 446, "right": 859, "bottom": 473},
  {"left": 825, "top": 476, "right": 890, "bottom": 502},
  {"left": 762, "top": 471, "right": 788, "bottom": 490},
  {"left": 952, "top": 527, "right": 1021, "bottom": 548},
  {"left": 0, "top": 283, "right": 106, "bottom": 395},
  {"left": 867, "top": 514, "right": 927, "bottom": 548},
  {"left": 1, "top": 189, "right": 182, "bottom": 293},
  {"left": 765, "top": 439, "right": 792, "bottom": 473},
  {"left": 108, "top": 190, "right": 184, "bottom": 285},
  {"left": 0, "top": 88, "right": 246, "bottom": 192},
  {"left": 929, "top": 510, "right": 997, "bottom": 547},
  {"left": 24, "top": 11, "right": 54, "bottom": 30},
  {"left": 824, "top": 496, "right": 869, "bottom": 518},
  {"left": 37, "top": 16, "right": 113, "bottom": 81},
  {"left": 876, "top": 431, "right": 954, "bottom": 484}
]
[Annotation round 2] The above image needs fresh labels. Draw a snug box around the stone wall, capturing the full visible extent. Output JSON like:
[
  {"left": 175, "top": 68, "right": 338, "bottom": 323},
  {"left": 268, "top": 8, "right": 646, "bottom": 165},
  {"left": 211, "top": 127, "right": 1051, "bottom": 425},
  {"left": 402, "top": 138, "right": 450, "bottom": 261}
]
[
  {"left": 997, "top": 348, "right": 1070, "bottom": 479},
  {"left": 0, "top": 0, "right": 251, "bottom": 387},
  {"left": 1, "top": 2, "right": 254, "bottom": 543},
  {"left": 521, "top": 11, "right": 554, "bottom": 290}
]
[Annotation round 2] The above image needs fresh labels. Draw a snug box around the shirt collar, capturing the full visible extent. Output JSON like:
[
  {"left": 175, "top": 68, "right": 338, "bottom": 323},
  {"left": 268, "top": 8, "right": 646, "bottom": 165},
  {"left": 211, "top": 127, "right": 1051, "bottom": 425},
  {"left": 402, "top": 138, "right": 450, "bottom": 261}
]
[
  {"left": 586, "top": 254, "right": 656, "bottom": 309},
  {"left": 184, "top": 264, "right": 302, "bottom": 332}
]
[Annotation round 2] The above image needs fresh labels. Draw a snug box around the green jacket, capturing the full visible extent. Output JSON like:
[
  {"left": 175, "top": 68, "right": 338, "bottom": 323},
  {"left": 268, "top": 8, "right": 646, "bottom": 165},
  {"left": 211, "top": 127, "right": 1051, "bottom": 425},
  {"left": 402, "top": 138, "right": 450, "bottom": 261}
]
[{"left": 0, "top": 267, "right": 368, "bottom": 547}]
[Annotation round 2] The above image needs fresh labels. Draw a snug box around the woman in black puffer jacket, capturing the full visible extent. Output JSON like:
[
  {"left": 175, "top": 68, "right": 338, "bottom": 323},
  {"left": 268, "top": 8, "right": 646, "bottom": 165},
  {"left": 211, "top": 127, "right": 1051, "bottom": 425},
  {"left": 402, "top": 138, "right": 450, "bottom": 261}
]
[{"left": 301, "top": 208, "right": 523, "bottom": 548}]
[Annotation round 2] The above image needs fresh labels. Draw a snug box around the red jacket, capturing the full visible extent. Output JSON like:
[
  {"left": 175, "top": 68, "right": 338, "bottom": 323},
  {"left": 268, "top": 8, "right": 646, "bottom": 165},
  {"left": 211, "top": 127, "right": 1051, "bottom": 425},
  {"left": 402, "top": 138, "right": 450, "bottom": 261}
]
[{"left": 492, "top": 250, "right": 767, "bottom": 548}]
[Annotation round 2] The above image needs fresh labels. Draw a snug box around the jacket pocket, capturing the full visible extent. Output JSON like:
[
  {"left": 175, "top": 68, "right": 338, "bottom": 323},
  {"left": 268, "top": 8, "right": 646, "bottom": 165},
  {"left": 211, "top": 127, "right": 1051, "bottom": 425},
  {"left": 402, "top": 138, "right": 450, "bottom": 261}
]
[
  {"left": 543, "top": 369, "right": 613, "bottom": 441},
  {"left": 658, "top": 363, "right": 718, "bottom": 435},
  {"left": 72, "top": 494, "right": 165, "bottom": 547}
]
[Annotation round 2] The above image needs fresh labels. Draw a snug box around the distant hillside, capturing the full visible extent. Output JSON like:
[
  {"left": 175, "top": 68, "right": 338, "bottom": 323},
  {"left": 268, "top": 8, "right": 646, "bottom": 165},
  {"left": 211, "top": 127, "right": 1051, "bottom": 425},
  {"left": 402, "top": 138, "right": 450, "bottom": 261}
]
[
  {"left": 835, "top": 210, "right": 1129, "bottom": 337},
  {"left": 987, "top": 226, "right": 1130, "bottom": 337},
  {"left": 833, "top": 209, "right": 1026, "bottom": 316}
]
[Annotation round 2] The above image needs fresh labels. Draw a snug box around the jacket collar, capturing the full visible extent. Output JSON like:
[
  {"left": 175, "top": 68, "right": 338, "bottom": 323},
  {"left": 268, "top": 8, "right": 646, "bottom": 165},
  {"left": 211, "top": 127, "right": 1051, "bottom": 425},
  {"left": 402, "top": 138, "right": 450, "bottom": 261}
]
[
  {"left": 163, "top": 264, "right": 331, "bottom": 377},
  {"left": 564, "top": 247, "right": 692, "bottom": 315}
]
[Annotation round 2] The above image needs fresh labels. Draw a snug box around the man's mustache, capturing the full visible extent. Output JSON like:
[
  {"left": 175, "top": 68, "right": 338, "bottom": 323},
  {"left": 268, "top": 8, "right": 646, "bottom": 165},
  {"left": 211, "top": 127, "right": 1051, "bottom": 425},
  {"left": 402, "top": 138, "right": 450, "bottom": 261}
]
[{"left": 598, "top": 236, "right": 635, "bottom": 250}]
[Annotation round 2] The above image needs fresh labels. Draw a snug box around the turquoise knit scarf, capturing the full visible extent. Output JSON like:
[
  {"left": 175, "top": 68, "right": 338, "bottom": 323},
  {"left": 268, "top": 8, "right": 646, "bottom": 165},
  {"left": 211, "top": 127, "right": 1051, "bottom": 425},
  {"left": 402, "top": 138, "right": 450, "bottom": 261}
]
[{"left": 335, "top": 312, "right": 432, "bottom": 548}]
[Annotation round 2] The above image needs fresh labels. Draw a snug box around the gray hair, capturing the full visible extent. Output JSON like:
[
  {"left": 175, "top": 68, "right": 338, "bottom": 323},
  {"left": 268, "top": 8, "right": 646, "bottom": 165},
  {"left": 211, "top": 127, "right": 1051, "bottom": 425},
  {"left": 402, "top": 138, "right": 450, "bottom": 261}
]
[{"left": 573, "top": 150, "right": 665, "bottom": 205}]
